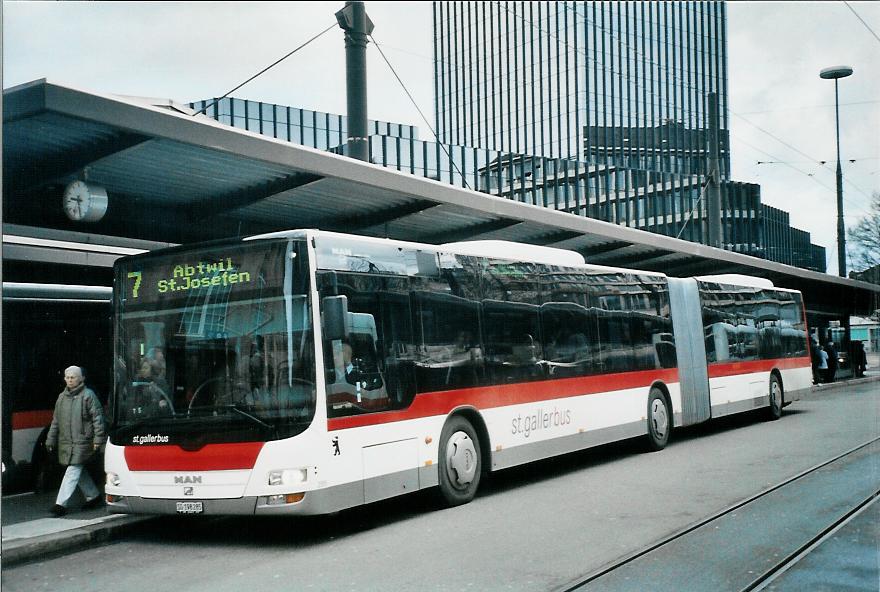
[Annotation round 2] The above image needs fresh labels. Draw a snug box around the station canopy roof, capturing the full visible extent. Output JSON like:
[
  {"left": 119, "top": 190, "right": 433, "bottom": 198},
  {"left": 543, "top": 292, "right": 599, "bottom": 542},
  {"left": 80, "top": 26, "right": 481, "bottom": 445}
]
[{"left": 3, "top": 80, "right": 878, "bottom": 317}]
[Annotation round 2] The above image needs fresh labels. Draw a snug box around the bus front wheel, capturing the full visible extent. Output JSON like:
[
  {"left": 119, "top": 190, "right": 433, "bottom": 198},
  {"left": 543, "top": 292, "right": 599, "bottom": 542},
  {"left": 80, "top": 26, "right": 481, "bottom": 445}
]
[
  {"left": 767, "top": 374, "right": 783, "bottom": 421},
  {"left": 437, "top": 416, "right": 482, "bottom": 507},
  {"left": 645, "top": 388, "right": 671, "bottom": 451}
]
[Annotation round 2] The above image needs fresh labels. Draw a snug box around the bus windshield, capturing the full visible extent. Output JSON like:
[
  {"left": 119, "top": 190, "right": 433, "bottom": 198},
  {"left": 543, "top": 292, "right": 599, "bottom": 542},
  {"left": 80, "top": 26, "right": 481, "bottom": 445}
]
[{"left": 111, "top": 240, "right": 315, "bottom": 445}]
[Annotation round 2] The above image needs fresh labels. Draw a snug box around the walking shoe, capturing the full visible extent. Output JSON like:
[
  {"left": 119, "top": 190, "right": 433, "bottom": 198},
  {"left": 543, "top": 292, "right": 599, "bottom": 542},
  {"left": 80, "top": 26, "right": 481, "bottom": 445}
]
[
  {"left": 82, "top": 496, "right": 104, "bottom": 510},
  {"left": 50, "top": 504, "right": 67, "bottom": 517}
]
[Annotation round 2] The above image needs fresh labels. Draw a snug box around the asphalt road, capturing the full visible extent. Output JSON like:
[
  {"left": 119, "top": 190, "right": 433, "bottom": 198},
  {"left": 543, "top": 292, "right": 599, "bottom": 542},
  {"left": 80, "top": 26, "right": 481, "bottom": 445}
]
[{"left": 3, "top": 381, "right": 878, "bottom": 592}]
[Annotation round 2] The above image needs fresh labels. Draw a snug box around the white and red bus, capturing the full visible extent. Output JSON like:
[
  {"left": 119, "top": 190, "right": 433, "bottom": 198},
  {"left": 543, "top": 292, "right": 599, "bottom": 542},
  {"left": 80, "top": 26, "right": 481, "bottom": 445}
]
[{"left": 104, "top": 230, "right": 812, "bottom": 515}]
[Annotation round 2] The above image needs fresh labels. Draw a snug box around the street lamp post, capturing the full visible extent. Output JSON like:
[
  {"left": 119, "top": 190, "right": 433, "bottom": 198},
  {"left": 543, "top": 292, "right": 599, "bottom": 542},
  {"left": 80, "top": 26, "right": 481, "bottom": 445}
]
[{"left": 819, "top": 65, "right": 853, "bottom": 278}]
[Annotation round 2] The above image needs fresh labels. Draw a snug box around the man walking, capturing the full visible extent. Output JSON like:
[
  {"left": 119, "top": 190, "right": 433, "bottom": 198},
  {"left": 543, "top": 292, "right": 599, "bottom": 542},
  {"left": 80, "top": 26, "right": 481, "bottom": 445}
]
[{"left": 46, "top": 366, "right": 106, "bottom": 516}]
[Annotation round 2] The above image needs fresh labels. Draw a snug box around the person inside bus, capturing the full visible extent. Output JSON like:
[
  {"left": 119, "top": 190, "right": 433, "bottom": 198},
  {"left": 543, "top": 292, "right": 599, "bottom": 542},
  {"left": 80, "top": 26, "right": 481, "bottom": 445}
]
[
  {"left": 46, "top": 366, "right": 105, "bottom": 516},
  {"left": 341, "top": 342, "right": 382, "bottom": 391},
  {"left": 132, "top": 358, "right": 173, "bottom": 416},
  {"left": 248, "top": 336, "right": 275, "bottom": 406},
  {"left": 341, "top": 342, "right": 364, "bottom": 387},
  {"left": 145, "top": 347, "right": 168, "bottom": 393}
]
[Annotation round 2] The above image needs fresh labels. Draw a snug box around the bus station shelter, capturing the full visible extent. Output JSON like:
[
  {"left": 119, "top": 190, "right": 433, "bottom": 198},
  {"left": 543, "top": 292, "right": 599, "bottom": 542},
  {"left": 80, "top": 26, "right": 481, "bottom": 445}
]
[{"left": 4, "top": 79, "right": 879, "bottom": 324}]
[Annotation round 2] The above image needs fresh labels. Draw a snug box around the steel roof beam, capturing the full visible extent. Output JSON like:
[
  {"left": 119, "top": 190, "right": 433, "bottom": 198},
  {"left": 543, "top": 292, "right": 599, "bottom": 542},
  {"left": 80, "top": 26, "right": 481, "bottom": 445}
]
[
  {"left": 187, "top": 172, "right": 322, "bottom": 221},
  {"left": 417, "top": 219, "right": 523, "bottom": 244},
  {"left": 323, "top": 199, "right": 440, "bottom": 232},
  {"left": 580, "top": 241, "right": 633, "bottom": 259},
  {"left": 5, "top": 131, "right": 150, "bottom": 195},
  {"left": 596, "top": 249, "right": 678, "bottom": 269},
  {"left": 663, "top": 259, "right": 747, "bottom": 278},
  {"left": 530, "top": 230, "right": 583, "bottom": 246}
]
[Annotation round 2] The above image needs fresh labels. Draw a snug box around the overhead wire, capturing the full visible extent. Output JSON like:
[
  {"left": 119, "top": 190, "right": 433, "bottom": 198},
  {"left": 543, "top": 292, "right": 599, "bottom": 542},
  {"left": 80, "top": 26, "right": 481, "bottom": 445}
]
[
  {"left": 370, "top": 34, "right": 472, "bottom": 190},
  {"left": 736, "top": 100, "right": 880, "bottom": 115},
  {"left": 732, "top": 111, "right": 876, "bottom": 206},
  {"left": 731, "top": 134, "right": 871, "bottom": 219},
  {"left": 843, "top": 0, "right": 880, "bottom": 45},
  {"left": 193, "top": 22, "right": 337, "bottom": 117}
]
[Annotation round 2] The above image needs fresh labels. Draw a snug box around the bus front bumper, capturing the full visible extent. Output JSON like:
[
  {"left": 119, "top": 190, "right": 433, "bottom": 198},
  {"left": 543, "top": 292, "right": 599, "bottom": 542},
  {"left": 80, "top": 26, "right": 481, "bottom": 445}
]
[{"left": 105, "top": 482, "right": 363, "bottom": 516}]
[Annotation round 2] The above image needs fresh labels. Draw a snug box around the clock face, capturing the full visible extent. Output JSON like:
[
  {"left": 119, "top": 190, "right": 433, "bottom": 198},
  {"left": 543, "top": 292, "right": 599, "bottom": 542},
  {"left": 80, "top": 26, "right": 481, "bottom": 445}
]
[
  {"left": 62, "top": 181, "right": 108, "bottom": 222},
  {"left": 63, "top": 180, "right": 90, "bottom": 221}
]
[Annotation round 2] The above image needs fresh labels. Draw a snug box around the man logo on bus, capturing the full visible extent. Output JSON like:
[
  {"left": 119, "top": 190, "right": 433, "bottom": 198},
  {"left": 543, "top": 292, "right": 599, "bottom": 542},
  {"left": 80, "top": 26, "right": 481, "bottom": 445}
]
[{"left": 174, "top": 475, "right": 202, "bottom": 484}]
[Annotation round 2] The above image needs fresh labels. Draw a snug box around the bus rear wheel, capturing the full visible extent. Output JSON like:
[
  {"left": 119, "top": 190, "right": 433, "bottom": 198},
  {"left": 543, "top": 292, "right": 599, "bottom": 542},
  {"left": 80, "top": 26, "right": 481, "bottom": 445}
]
[
  {"left": 437, "top": 416, "right": 482, "bottom": 507},
  {"left": 767, "top": 374, "right": 783, "bottom": 421},
  {"left": 645, "top": 388, "right": 671, "bottom": 451}
]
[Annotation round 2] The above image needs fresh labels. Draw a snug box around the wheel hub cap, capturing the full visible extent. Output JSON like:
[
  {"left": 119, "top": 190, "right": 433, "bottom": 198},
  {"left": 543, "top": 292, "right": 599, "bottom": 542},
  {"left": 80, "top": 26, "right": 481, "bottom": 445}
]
[
  {"left": 446, "top": 432, "right": 477, "bottom": 488},
  {"left": 651, "top": 399, "right": 668, "bottom": 438}
]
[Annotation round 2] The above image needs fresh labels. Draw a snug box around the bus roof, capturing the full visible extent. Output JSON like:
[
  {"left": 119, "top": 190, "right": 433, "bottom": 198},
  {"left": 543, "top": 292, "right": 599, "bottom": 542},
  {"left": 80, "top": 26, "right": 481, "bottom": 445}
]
[
  {"left": 246, "top": 229, "right": 668, "bottom": 278},
  {"left": 696, "top": 274, "right": 774, "bottom": 289}
]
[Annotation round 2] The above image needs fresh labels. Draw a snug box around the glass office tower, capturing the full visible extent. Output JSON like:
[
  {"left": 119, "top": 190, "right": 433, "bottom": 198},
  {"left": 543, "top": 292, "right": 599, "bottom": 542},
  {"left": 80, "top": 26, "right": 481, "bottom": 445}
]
[
  {"left": 435, "top": 2, "right": 728, "bottom": 169},
  {"left": 433, "top": 1, "right": 732, "bottom": 243}
]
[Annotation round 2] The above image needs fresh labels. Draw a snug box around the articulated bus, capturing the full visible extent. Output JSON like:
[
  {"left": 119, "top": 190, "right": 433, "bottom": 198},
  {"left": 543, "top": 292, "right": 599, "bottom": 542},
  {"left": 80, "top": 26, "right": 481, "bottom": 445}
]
[{"left": 105, "top": 230, "right": 812, "bottom": 515}]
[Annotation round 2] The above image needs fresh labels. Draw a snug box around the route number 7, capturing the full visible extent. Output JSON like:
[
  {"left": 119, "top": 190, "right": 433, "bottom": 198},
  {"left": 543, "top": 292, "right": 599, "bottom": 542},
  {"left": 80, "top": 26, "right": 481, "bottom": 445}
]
[{"left": 127, "top": 271, "right": 142, "bottom": 298}]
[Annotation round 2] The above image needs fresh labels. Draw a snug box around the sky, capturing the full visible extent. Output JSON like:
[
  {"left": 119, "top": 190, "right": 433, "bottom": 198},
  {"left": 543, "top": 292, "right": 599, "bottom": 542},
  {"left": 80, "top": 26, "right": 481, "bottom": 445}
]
[{"left": 3, "top": 1, "right": 879, "bottom": 274}]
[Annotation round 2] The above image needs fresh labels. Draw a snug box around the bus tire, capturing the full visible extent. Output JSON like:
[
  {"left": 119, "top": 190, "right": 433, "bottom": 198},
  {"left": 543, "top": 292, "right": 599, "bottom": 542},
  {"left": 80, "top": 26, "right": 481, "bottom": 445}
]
[
  {"left": 767, "top": 374, "right": 783, "bottom": 421},
  {"left": 437, "top": 415, "right": 482, "bottom": 507},
  {"left": 645, "top": 388, "right": 671, "bottom": 452}
]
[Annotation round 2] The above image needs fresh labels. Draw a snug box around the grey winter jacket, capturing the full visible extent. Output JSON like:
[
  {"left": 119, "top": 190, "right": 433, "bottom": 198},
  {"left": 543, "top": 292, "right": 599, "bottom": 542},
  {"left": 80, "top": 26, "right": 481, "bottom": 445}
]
[{"left": 46, "top": 385, "right": 106, "bottom": 466}]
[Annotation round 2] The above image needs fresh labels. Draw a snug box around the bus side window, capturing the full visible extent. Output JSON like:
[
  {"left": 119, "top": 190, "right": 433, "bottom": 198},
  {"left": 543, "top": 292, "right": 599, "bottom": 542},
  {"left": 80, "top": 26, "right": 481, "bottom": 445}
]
[
  {"left": 482, "top": 300, "right": 542, "bottom": 383},
  {"left": 540, "top": 303, "right": 592, "bottom": 378},
  {"left": 318, "top": 272, "right": 417, "bottom": 417},
  {"left": 411, "top": 290, "right": 482, "bottom": 392}
]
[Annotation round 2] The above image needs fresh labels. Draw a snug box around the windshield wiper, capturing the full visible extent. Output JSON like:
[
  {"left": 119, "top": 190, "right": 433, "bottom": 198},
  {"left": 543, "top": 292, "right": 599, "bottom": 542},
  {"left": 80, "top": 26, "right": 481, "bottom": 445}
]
[{"left": 224, "top": 404, "right": 278, "bottom": 437}]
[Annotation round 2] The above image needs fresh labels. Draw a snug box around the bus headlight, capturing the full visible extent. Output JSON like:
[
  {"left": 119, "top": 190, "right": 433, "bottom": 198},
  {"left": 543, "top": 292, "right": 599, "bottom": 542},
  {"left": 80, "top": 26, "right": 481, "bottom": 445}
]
[
  {"left": 268, "top": 468, "right": 308, "bottom": 486},
  {"left": 106, "top": 472, "right": 120, "bottom": 487}
]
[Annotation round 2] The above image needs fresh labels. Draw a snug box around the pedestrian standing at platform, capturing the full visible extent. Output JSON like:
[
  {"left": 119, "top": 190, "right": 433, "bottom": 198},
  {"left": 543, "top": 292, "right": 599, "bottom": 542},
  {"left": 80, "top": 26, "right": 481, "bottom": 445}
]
[
  {"left": 854, "top": 341, "right": 868, "bottom": 378},
  {"left": 809, "top": 337, "right": 821, "bottom": 384},
  {"left": 825, "top": 341, "right": 838, "bottom": 383},
  {"left": 817, "top": 345, "right": 828, "bottom": 383},
  {"left": 46, "top": 366, "right": 106, "bottom": 516}
]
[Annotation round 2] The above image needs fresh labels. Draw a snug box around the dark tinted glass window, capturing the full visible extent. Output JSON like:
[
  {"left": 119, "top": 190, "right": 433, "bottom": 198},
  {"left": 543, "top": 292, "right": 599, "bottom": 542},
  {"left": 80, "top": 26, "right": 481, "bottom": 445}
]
[
  {"left": 698, "top": 283, "right": 807, "bottom": 363},
  {"left": 411, "top": 290, "right": 483, "bottom": 391},
  {"left": 481, "top": 261, "right": 544, "bottom": 383},
  {"left": 541, "top": 302, "right": 593, "bottom": 378},
  {"left": 318, "top": 272, "right": 416, "bottom": 417}
]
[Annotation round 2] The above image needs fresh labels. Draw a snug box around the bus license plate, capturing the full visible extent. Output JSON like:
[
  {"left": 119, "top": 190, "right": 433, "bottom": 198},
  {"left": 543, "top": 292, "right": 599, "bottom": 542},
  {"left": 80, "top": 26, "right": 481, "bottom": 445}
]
[{"left": 176, "top": 501, "right": 203, "bottom": 514}]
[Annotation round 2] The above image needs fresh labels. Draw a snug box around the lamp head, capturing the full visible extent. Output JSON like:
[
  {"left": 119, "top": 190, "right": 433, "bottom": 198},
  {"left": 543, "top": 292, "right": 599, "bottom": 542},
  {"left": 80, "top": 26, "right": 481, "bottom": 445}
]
[{"left": 819, "top": 66, "right": 853, "bottom": 80}]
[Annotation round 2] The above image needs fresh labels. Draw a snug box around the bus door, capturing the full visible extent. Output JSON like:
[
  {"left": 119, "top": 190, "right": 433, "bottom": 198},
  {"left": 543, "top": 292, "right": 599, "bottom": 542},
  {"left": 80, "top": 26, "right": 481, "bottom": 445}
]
[{"left": 666, "top": 278, "right": 711, "bottom": 425}]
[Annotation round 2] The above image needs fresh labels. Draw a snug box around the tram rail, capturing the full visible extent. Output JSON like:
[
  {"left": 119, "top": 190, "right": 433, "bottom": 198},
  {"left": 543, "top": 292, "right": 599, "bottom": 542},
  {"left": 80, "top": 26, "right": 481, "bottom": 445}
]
[{"left": 559, "top": 436, "right": 880, "bottom": 592}]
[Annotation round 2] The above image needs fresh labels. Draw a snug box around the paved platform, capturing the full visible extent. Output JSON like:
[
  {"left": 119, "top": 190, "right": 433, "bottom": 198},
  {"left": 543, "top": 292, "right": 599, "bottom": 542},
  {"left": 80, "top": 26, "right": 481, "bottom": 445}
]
[
  {"left": 1, "top": 489, "right": 153, "bottom": 566},
  {"left": 1, "top": 373, "right": 877, "bottom": 568}
]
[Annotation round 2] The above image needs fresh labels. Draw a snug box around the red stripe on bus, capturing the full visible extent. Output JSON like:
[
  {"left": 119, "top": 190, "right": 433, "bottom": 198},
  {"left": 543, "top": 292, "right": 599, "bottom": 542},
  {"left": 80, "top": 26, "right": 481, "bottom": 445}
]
[
  {"left": 708, "top": 356, "right": 811, "bottom": 379},
  {"left": 328, "top": 368, "right": 679, "bottom": 431},
  {"left": 12, "top": 410, "right": 54, "bottom": 430},
  {"left": 124, "top": 442, "right": 264, "bottom": 471}
]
